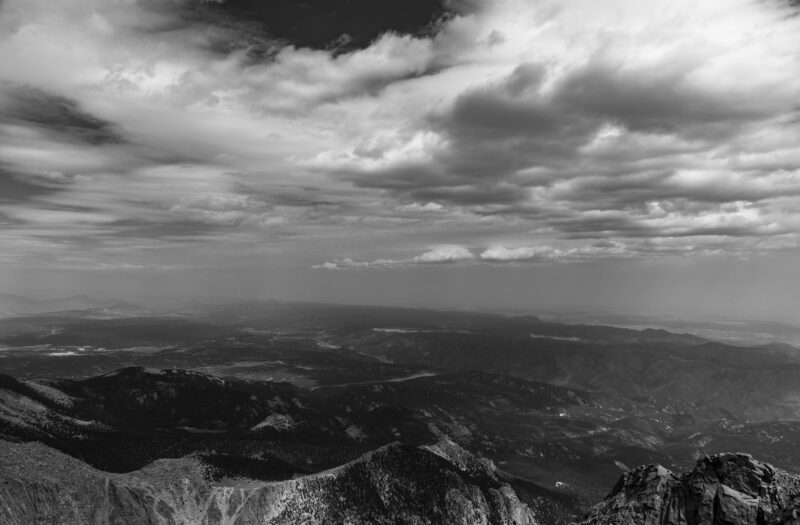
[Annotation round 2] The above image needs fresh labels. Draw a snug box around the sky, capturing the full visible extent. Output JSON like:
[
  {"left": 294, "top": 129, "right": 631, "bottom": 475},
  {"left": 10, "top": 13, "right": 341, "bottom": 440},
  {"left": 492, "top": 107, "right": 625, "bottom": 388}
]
[{"left": 0, "top": 0, "right": 799, "bottom": 317}]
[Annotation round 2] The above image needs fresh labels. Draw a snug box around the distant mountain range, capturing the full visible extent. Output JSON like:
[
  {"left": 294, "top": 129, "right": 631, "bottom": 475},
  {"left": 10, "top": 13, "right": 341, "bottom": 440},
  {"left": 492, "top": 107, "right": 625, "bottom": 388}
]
[
  {"left": 0, "top": 293, "right": 112, "bottom": 315},
  {"left": 0, "top": 293, "right": 155, "bottom": 319}
]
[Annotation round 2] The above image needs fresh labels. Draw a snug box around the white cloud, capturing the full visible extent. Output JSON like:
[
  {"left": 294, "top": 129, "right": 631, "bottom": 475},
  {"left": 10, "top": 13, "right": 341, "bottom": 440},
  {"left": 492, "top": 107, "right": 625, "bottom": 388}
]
[
  {"left": 397, "top": 202, "right": 445, "bottom": 213},
  {"left": 315, "top": 245, "right": 475, "bottom": 269},
  {"left": 413, "top": 245, "right": 475, "bottom": 263},
  {"left": 314, "top": 241, "right": 640, "bottom": 269},
  {"left": 480, "top": 245, "right": 559, "bottom": 262}
]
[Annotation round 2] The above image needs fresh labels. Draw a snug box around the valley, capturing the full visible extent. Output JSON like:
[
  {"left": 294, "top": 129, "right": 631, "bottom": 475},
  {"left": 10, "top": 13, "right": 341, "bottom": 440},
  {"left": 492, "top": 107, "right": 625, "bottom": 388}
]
[{"left": 1, "top": 300, "right": 800, "bottom": 523}]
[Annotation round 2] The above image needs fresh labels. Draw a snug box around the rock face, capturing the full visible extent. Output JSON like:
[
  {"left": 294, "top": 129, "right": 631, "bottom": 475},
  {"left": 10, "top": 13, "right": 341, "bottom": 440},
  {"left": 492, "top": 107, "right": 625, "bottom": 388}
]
[
  {"left": 0, "top": 438, "right": 538, "bottom": 525},
  {"left": 581, "top": 453, "right": 800, "bottom": 525}
]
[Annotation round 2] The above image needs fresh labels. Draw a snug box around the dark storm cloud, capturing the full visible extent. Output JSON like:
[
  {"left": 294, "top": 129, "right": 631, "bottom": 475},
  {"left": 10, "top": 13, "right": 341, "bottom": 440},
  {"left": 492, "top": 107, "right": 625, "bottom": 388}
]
[
  {"left": 135, "top": 0, "right": 462, "bottom": 68},
  {"left": 135, "top": 0, "right": 283, "bottom": 64},
  {"left": 179, "top": 0, "right": 458, "bottom": 53},
  {"left": 0, "top": 87, "right": 125, "bottom": 146}
]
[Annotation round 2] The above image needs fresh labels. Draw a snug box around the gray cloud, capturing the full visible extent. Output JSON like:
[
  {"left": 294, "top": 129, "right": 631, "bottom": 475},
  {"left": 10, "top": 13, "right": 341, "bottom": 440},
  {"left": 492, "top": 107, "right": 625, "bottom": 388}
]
[
  {"left": 326, "top": 36, "right": 800, "bottom": 245},
  {"left": 0, "top": 166, "right": 60, "bottom": 203},
  {"left": 0, "top": 86, "right": 126, "bottom": 145},
  {"left": 553, "top": 62, "right": 775, "bottom": 134}
]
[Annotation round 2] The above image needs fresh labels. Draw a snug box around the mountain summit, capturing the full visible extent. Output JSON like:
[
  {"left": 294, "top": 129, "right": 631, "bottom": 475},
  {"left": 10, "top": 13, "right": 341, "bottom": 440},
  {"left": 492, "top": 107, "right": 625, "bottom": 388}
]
[{"left": 581, "top": 453, "right": 800, "bottom": 525}]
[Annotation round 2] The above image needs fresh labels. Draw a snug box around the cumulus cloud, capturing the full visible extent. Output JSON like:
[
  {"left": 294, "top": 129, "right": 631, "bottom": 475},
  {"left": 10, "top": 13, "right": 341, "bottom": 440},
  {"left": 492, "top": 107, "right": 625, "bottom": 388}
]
[
  {"left": 480, "top": 245, "right": 559, "bottom": 262},
  {"left": 308, "top": 0, "right": 800, "bottom": 253},
  {"left": 479, "top": 241, "right": 641, "bottom": 263},
  {"left": 397, "top": 201, "right": 446, "bottom": 213},
  {"left": 314, "top": 245, "right": 475, "bottom": 269},
  {"left": 314, "top": 242, "right": 643, "bottom": 269},
  {"left": 413, "top": 245, "right": 475, "bottom": 263}
]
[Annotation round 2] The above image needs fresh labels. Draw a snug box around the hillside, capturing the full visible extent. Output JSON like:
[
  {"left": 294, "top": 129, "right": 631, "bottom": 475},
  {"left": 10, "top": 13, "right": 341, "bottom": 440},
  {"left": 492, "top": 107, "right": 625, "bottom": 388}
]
[{"left": 0, "top": 437, "right": 536, "bottom": 525}]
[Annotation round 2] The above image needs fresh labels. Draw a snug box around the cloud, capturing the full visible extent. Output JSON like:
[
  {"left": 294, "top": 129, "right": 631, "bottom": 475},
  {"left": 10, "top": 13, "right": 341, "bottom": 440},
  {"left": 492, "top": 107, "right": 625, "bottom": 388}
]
[
  {"left": 315, "top": 242, "right": 640, "bottom": 269},
  {"left": 413, "top": 245, "right": 474, "bottom": 263},
  {"left": 315, "top": 245, "right": 475, "bottom": 269},
  {"left": 0, "top": 166, "right": 61, "bottom": 203},
  {"left": 480, "top": 245, "right": 560, "bottom": 262},
  {"left": 312, "top": 257, "right": 398, "bottom": 270},
  {"left": 1, "top": 0, "right": 800, "bottom": 277},
  {"left": 397, "top": 201, "right": 445, "bottom": 213},
  {"left": 304, "top": 0, "right": 800, "bottom": 254},
  {"left": 168, "top": 193, "right": 286, "bottom": 227},
  {"left": 0, "top": 86, "right": 126, "bottom": 145},
  {"left": 171, "top": 0, "right": 459, "bottom": 53}
]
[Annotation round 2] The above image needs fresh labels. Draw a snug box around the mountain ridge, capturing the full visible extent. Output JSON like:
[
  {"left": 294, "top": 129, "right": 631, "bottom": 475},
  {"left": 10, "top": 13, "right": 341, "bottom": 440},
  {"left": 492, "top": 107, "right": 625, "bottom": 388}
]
[{"left": 0, "top": 437, "right": 538, "bottom": 525}]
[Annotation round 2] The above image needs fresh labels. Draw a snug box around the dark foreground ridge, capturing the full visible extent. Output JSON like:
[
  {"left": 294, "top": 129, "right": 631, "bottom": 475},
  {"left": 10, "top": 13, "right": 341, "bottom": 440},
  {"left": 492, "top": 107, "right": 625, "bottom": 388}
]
[
  {"left": 581, "top": 453, "right": 800, "bottom": 524},
  {"left": 0, "top": 437, "right": 536, "bottom": 524}
]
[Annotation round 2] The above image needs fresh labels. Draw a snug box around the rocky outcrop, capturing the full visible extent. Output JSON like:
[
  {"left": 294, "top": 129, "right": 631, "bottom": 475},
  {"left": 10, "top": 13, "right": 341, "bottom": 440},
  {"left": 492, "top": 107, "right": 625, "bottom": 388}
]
[
  {"left": 0, "top": 438, "right": 538, "bottom": 524},
  {"left": 581, "top": 453, "right": 800, "bottom": 524}
]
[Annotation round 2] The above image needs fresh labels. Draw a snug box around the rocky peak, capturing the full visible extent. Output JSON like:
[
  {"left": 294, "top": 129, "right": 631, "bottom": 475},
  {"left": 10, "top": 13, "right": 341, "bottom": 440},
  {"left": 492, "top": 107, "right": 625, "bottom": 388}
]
[
  {"left": 582, "top": 453, "right": 800, "bottom": 525},
  {"left": 693, "top": 453, "right": 775, "bottom": 495}
]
